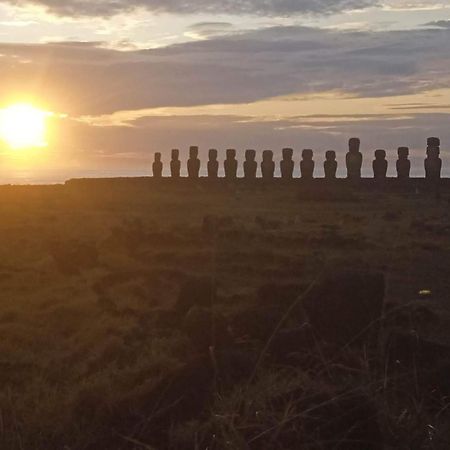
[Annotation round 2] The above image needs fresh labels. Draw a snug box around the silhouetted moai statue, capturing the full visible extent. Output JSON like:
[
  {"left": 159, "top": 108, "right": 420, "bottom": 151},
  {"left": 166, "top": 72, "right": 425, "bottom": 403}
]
[
  {"left": 373, "top": 149, "right": 388, "bottom": 180},
  {"left": 396, "top": 147, "right": 410, "bottom": 180},
  {"left": 187, "top": 146, "right": 201, "bottom": 179},
  {"left": 425, "top": 137, "right": 442, "bottom": 181},
  {"left": 170, "top": 149, "right": 181, "bottom": 178},
  {"left": 280, "top": 148, "right": 294, "bottom": 179},
  {"left": 244, "top": 149, "right": 257, "bottom": 179},
  {"left": 300, "top": 149, "right": 315, "bottom": 180},
  {"left": 224, "top": 148, "right": 238, "bottom": 179},
  {"left": 208, "top": 149, "right": 219, "bottom": 178},
  {"left": 261, "top": 150, "right": 275, "bottom": 180},
  {"left": 324, "top": 151, "right": 337, "bottom": 180},
  {"left": 425, "top": 137, "right": 442, "bottom": 198},
  {"left": 346, "top": 138, "right": 363, "bottom": 180},
  {"left": 153, "top": 152, "right": 163, "bottom": 178}
]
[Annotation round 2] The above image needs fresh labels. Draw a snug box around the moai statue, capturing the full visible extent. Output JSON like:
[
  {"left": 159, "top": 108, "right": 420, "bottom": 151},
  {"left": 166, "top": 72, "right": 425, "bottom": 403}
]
[
  {"left": 261, "top": 150, "right": 275, "bottom": 180},
  {"left": 396, "top": 147, "right": 410, "bottom": 179},
  {"left": 280, "top": 148, "right": 294, "bottom": 179},
  {"left": 153, "top": 152, "right": 163, "bottom": 178},
  {"left": 425, "top": 137, "right": 442, "bottom": 182},
  {"left": 244, "top": 149, "right": 257, "bottom": 179},
  {"left": 170, "top": 149, "right": 181, "bottom": 178},
  {"left": 346, "top": 138, "right": 363, "bottom": 180},
  {"left": 224, "top": 148, "right": 238, "bottom": 179},
  {"left": 300, "top": 149, "right": 315, "bottom": 180},
  {"left": 208, "top": 149, "right": 219, "bottom": 178},
  {"left": 373, "top": 149, "right": 388, "bottom": 180},
  {"left": 187, "top": 146, "right": 201, "bottom": 179},
  {"left": 324, "top": 150, "right": 337, "bottom": 180}
]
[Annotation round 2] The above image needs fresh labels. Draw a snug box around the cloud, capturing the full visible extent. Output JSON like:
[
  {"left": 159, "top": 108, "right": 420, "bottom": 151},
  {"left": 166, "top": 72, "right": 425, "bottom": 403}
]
[
  {"left": 2, "top": 0, "right": 377, "bottom": 17},
  {"left": 185, "top": 22, "right": 235, "bottom": 39},
  {"left": 382, "top": 0, "right": 450, "bottom": 9},
  {"left": 0, "top": 25, "right": 449, "bottom": 116},
  {"left": 423, "top": 20, "right": 450, "bottom": 28}
]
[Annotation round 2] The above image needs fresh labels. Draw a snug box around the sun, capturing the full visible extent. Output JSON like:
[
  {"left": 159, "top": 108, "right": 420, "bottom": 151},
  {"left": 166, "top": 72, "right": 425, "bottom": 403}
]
[{"left": 0, "top": 103, "right": 50, "bottom": 150}]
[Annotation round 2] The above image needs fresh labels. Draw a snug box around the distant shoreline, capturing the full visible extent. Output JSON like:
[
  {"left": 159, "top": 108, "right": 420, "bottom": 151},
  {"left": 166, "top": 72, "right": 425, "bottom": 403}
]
[{"left": 0, "top": 176, "right": 448, "bottom": 190}]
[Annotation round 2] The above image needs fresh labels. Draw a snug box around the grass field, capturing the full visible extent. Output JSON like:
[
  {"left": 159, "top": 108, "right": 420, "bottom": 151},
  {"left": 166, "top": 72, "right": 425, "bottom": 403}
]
[{"left": 1, "top": 179, "right": 450, "bottom": 449}]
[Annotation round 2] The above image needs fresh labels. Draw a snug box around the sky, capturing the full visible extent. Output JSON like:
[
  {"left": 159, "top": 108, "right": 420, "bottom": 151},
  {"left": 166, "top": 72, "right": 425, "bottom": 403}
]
[{"left": 0, "top": 0, "right": 449, "bottom": 182}]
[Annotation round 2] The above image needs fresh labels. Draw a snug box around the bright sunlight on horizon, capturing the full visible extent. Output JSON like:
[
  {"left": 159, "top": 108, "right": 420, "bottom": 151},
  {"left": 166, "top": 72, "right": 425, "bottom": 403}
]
[{"left": 0, "top": 104, "right": 50, "bottom": 150}]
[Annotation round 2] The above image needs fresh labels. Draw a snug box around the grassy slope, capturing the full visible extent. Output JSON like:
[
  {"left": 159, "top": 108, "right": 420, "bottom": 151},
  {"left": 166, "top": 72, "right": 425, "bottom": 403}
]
[{"left": 1, "top": 180, "right": 450, "bottom": 449}]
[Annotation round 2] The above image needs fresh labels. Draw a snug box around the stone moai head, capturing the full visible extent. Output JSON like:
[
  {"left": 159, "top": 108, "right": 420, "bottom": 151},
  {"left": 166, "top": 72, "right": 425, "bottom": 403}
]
[
  {"left": 172, "top": 149, "right": 179, "bottom": 160},
  {"left": 325, "top": 150, "right": 336, "bottom": 161},
  {"left": 226, "top": 148, "right": 236, "bottom": 160},
  {"left": 302, "top": 149, "right": 314, "bottom": 161},
  {"left": 427, "top": 137, "right": 440, "bottom": 157},
  {"left": 427, "top": 137, "right": 440, "bottom": 148},
  {"left": 245, "top": 149, "right": 256, "bottom": 161},
  {"left": 375, "top": 149, "right": 386, "bottom": 160},
  {"left": 398, "top": 147, "right": 409, "bottom": 159},
  {"left": 324, "top": 150, "right": 337, "bottom": 180},
  {"left": 154, "top": 152, "right": 162, "bottom": 162},
  {"left": 209, "top": 149, "right": 218, "bottom": 161},
  {"left": 427, "top": 147, "right": 440, "bottom": 159},
  {"left": 263, "top": 150, "right": 273, "bottom": 162},
  {"left": 282, "top": 148, "right": 294, "bottom": 161},
  {"left": 349, "top": 138, "right": 360, "bottom": 153},
  {"left": 189, "top": 146, "right": 199, "bottom": 159}
]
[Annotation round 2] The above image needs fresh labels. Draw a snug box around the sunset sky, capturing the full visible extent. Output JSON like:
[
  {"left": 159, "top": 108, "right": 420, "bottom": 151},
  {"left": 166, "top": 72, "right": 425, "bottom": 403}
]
[{"left": 0, "top": 0, "right": 449, "bottom": 182}]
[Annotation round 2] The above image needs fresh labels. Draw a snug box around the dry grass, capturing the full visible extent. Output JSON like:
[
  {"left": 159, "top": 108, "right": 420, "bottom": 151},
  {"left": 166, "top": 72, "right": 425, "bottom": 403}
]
[{"left": 0, "top": 180, "right": 450, "bottom": 449}]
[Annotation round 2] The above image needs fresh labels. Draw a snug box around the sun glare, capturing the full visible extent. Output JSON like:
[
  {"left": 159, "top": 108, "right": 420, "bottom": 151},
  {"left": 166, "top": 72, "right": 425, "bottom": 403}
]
[{"left": 0, "top": 104, "right": 49, "bottom": 150}]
